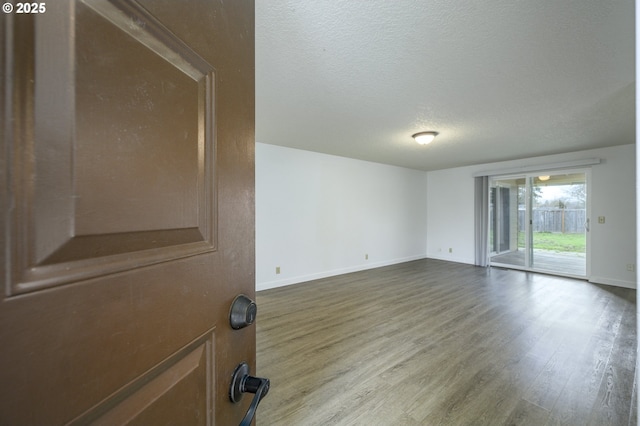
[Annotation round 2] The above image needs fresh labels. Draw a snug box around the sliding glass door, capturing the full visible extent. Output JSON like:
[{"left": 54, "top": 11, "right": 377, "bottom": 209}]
[
  {"left": 490, "top": 176, "right": 526, "bottom": 269},
  {"left": 490, "top": 171, "right": 588, "bottom": 277}
]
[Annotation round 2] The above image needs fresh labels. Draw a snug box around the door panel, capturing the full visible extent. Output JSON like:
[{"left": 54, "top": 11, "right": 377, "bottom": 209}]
[
  {"left": 11, "top": 0, "right": 216, "bottom": 295},
  {"left": 498, "top": 187, "right": 510, "bottom": 252},
  {"left": 490, "top": 177, "right": 526, "bottom": 268},
  {"left": 489, "top": 179, "right": 522, "bottom": 261},
  {"left": 1, "top": 1, "right": 255, "bottom": 424},
  {"left": 531, "top": 173, "right": 587, "bottom": 276},
  {"left": 490, "top": 172, "right": 588, "bottom": 278},
  {"left": 74, "top": 331, "right": 215, "bottom": 425}
]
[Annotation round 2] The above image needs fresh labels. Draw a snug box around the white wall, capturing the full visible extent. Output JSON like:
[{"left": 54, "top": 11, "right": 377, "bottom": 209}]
[
  {"left": 424, "top": 166, "right": 476, "bottom": 264},
  {"left": 256, "top": 143, "right": 428, "bottom": 291},
  {"left": 635, "top": 4, "right": 639, "bottom": 419},
  {"left": 426, "top": 144, "right": 637, "bottom": 289}
]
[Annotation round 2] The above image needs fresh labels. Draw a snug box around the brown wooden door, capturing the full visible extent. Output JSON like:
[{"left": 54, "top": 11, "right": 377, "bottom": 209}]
[{"left": 1, "top": 0, "right": 255, "bottom": 424}]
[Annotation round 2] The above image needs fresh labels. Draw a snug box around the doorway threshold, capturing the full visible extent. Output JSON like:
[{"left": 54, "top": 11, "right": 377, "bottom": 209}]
[{"left": 489, "top": 262, "right": 587, "bottom": 281}]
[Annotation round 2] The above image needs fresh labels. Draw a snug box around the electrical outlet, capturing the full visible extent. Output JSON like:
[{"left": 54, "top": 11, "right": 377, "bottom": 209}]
[
  {"left": 598, "top": 216, "right": 605, "bottom": 224},
  {"left": 276, "top": 266, "right": 281, "bottom": 274},
  {"left": 365, "top": 254, "right": 369, "bottom": 260},
  {"left": 449, "top": 248, "right": 453, "bottom": 253},
  {"left": 626, "top": 264, "right": 635, "bottom": 272}
]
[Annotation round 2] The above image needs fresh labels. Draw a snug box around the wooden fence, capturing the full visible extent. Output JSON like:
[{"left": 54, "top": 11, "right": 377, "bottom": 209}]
[{"left": 518, "top": 209, "right": 586, "bottom": 233}]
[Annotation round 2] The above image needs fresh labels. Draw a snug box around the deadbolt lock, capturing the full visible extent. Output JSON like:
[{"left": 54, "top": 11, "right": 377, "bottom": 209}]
[{"left": 229, "top": 294, "right": 257, "bottom": 330}]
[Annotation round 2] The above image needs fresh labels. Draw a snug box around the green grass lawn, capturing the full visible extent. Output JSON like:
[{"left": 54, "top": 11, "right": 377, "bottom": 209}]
[{"left": 518, "top": 232, "right": 586, "bottom": 253}]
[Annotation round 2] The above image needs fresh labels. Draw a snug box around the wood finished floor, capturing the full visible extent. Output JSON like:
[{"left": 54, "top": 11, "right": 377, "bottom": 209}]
[{"left": 256, "top": 259, "right": 637, "bottom": 426}]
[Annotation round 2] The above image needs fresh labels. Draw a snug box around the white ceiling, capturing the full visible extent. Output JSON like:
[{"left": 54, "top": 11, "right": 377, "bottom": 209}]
[{"left": 255, "top": 1, "right": 635, "bottom": 171}]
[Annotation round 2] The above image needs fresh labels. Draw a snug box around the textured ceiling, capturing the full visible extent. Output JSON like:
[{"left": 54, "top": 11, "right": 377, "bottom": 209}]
[{"left": 255, "top": 1, "right": 635, "bottom": 171}]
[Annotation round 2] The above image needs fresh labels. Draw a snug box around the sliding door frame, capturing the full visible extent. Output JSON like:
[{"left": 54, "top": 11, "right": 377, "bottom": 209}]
[{"left": 488, "top": 168, "right": 591, "bottom": 279}]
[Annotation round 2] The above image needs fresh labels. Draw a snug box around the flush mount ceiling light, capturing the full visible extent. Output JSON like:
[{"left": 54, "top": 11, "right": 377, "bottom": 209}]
[
  {"left": 538, "top": 175, "right": 551, "bottom": 181},
  {"left": 412, "top": 131, "right": 439, "bottom": 145}
]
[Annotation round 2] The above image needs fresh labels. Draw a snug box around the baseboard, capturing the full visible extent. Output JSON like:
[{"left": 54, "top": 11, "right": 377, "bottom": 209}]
[
  {"left": 257, "top": 257, "right": 637, "bottom": 291},
  {"left": 256, "top": 254, "right": 427, "bottom": 292},
  {"left": 425, "top": 253, "right": 474, "bottom": 265},
  {"left": 589, "top": 276, "right": 637, "bottom": 289}
]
